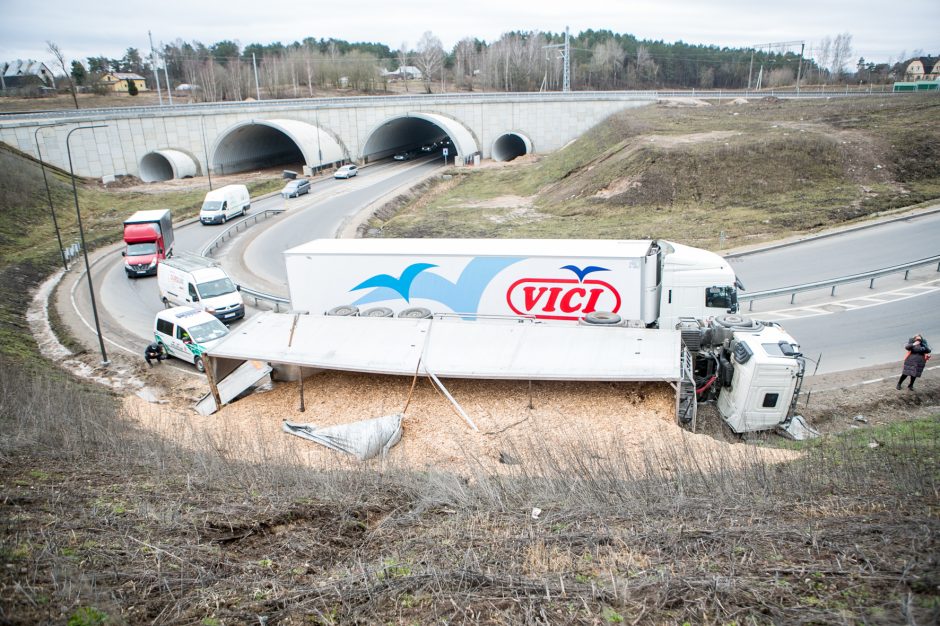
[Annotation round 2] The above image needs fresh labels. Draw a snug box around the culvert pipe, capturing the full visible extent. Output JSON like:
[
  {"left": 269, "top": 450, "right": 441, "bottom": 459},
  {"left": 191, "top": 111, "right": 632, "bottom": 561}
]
[{"left": 139, "top": 149, "right": 198, "bottom": 182}]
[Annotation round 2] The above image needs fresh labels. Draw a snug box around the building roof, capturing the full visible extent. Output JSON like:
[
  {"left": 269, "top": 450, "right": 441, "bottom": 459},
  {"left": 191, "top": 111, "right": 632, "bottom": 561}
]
[
  {"left": 907, "top": 57, "right": 939, "bottom": 74},
  {"left": 106, "top": 72, "right": 146, "bottom": 80},
  {"left": 2, "top": 60, "right": 54, "bottom": 85}
]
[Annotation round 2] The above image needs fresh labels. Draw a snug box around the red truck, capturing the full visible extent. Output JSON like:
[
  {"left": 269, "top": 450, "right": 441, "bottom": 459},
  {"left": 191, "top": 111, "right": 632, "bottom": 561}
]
[{"left": 122, "top": 210, "right": 174, "bottom": 278}]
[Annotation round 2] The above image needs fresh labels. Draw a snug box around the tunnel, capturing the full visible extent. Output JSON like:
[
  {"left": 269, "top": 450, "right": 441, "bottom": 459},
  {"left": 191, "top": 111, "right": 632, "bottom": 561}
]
[
  {"left": 491, "top": 132, "right": 532, "bottom": 162},
  {"left": 211, "top": 119, "right": 345, "bottom": 175},
  {"left": 139, "top": 149, "right": 198, "bottom": 182},
  {"left": 362, "top": 112, "right": 478, "bottom": 163}
]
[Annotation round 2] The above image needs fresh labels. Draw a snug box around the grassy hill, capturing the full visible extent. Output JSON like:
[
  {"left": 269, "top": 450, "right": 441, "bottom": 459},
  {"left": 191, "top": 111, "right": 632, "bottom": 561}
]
[{"left": 370, "top": 95, "right": 940, "bottom": 247}]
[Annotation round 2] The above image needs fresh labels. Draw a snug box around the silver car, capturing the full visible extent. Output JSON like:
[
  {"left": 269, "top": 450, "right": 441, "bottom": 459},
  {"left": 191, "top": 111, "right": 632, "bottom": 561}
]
[
  {"left": 281, "top": 179, "right": 311, "bottom": 198},
  {"left": 334, "top": 164, "right": 358, "bottom": 179}
]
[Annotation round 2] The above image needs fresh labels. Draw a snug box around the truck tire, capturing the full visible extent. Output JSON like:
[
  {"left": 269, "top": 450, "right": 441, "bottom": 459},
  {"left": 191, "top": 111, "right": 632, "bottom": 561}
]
[
  {"left": 361, "top": 307, "right": 394, "bottom": 317},
  {"left": 327, "top": 305, "right": 359, "bottom": 316},
  {"left": 583, "top": 311, "right": 622, "bottom": 325},
  {"left": 194, "top": 356, "right": 205, "bottom": 373},
  {"left": 713, "top": 314, "right": 763, "bottom": 331},
  {"left": 398, "top": 307, "right": 432, "bottom": 319}
]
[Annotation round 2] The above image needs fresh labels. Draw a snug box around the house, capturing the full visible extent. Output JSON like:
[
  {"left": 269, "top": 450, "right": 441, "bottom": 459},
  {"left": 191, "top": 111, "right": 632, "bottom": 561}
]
[
  {"left": 380, "top": 66, "right": 423, "bottom": 80},
  {"left": 1, "top": 60, "right": 55, "bottom": 90},
  {"left": 904, "top": 57, "right": 940, "bottom": 80},
  {"left": 100, "top": 72, "right": 148, "bottom": 92}
]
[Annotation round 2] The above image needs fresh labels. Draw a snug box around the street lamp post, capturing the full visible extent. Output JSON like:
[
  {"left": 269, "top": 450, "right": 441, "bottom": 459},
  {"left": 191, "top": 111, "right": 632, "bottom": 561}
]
[
  {"left": 66, "top": 124, "right": 110, "bottom": 366},
  {"left": 34, "top": 123, "right": 69, "bottom": 271}
]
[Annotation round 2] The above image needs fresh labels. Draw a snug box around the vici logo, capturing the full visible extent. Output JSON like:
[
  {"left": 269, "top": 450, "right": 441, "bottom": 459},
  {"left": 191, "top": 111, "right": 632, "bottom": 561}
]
[{"left": 506, "top": 274, "right": 621, "bottom": 320}]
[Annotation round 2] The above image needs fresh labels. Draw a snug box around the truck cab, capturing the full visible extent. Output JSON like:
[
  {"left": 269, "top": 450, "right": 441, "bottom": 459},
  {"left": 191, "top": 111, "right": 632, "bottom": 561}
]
[
  {"left": 716, "top": 324, "right": 803, "bottom": 433},
  {"left": 657, "top": 241, "right": 738, "bottom": 329},
  {"left": 123, "top": 210, "right": 174, "bottom": 277}
]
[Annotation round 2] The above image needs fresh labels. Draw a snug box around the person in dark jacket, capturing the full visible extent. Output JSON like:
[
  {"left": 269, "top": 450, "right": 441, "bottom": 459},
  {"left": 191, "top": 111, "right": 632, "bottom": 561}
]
[
  {"left": 144, "top": 342, "right": 166, "bottom": 367},
  {"left": 897, "top": 334, "right": 930, "bottom": 390}
]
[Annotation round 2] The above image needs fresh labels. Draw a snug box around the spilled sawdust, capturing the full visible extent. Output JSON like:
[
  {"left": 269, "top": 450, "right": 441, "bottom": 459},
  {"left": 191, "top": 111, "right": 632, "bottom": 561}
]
[{"left": 120, "top": 370, "right": 800, "bottom": 477}]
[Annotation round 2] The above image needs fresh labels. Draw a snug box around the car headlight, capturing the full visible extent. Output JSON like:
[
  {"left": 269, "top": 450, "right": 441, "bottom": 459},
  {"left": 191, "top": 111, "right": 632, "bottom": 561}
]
[
  {"left": 205, "top": 308, "right": 216, "bottom": 314},
  {"left": 149, "top": 258, "right": 157, "bottom": 268}
]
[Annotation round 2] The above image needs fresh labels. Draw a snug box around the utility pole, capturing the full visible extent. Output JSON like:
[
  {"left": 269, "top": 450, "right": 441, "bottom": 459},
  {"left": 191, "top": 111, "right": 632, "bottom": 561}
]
[
  {"left": 796, "top": 42, "right": 805, "bottom": 93},
  {"left": 252, "top": 53, "right": 261, "bottom": 99},
  {"left": 163, "top": 47, "right": 173, "bottom": 105},
  {"left": 148, "top": 30, "right": 163, "bottom": 105},
  {"left": 542, "top": 25, "right": 571, "bottom": 93}
]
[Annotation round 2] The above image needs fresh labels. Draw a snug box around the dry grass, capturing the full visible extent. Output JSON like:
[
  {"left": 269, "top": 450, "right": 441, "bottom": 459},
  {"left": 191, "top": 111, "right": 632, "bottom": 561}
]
[{"left": 1, "top": 358, "right": 937, "bottom": 624}]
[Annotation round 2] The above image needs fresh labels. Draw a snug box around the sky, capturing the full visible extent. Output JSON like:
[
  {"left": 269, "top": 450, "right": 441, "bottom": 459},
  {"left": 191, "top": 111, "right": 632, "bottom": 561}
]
[{"left": 2, "top": 0, "right": 937, "bottom": 70}]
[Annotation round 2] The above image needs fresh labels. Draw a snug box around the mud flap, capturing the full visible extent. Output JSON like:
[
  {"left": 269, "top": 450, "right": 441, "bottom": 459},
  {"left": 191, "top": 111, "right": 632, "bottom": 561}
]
[{"left": 777, "top": 415, "right": 820, "bottom": 440}]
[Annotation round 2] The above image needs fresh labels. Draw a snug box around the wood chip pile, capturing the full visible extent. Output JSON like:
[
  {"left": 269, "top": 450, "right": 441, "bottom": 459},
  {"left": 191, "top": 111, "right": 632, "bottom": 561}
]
[{"left": 122, "top": 370, "right": 799, "bottom": 477}]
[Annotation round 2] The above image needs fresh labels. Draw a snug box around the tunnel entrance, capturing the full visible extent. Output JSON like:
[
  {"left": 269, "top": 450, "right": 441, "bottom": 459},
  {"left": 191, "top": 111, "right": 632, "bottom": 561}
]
[
  {"left": 212, "top": 124, "right": 305, "bottom": 175},
  {"left": 362, "top": 113, "right": 478, "bottom": 163},
  {"left": 491, "top": 132, "right": 532, "bottom": 162},
  {"left": 139, "top": 149, "right": 198, "bottom": 182}
]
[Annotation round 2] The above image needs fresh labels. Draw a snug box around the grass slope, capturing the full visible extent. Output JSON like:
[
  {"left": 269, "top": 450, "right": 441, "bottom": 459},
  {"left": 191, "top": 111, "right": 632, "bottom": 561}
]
[{"left": 372, "top": 95, "right": 940, "bottom": 246}]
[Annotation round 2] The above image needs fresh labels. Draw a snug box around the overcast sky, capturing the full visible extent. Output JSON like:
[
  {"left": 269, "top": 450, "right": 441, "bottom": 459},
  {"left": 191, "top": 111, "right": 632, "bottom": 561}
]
[{"left": 2, "top": 0, "right": 937, "bottom": 69}]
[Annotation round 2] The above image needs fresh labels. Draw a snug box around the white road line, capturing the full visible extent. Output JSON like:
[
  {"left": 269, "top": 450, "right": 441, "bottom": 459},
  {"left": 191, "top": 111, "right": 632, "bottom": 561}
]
[{"left": 758, "top": 280, "right": 940, "bottom": 319}]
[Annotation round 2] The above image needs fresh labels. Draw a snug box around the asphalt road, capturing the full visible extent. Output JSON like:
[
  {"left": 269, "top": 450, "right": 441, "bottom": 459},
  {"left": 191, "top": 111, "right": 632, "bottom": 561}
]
[{"left": 74, "top": 165, "right": 939, "bottom": 374}]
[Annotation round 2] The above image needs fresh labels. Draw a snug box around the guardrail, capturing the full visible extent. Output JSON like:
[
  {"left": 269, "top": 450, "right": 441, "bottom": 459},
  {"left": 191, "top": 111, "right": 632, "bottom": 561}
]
[
  {"left": 200, "top": 208, "right": 291, "bottom": 312},
  {"left": 201, "top": 208, "right": 284, "bottom": 257},
  {"left": 740, "top": 255, "right": 940, "bottom": 310}
]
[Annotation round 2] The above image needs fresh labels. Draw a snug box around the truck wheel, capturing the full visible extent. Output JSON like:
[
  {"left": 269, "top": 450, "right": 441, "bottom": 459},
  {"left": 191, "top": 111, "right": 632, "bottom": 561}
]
[
  {"left": 194, "top": 356, "right": 205, "bottom": 373},
  {"left": 361, "top": 307, "right": 394, "bottom": 317},
  {"left": 398, "top": 307, "right": 432, "bottom": 319},
  {"left": 583, "top": 311, "right": 622, "bottom": 325},
  {"left": 327, "top": 305, "right": 359, "bottom": 316}
]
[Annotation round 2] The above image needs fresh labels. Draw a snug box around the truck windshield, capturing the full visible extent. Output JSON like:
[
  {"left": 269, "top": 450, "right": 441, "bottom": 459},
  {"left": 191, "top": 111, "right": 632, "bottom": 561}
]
[
  {"left": 705, "top": 285, "right": 737, "bottom": 311},
  {"left": 197, "top": 278, "right": 237, "bottom": 299},
  {"left": 201, "top": 201, "right": 223, "bottom": 212},
  {"left": 188, "top": 319, "right": 229, "bottom": 343},
  {"left": 126, "top": 242, "right": 157, "bottom": 256}
]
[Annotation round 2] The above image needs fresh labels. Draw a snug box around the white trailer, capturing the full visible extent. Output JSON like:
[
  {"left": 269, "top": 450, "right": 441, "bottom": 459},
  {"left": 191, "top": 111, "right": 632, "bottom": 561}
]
[{"left": 283, "top": 239, "right": 740, "bottom": 329}]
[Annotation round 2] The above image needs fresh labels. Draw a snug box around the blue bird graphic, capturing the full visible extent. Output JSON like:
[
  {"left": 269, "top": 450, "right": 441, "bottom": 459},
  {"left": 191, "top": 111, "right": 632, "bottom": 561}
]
[
  {"left": 561, "top": 264, "right": 610, "bottom": 282},
  {"left": 350, "top": 263, "right": 437, "bottom": 302}
]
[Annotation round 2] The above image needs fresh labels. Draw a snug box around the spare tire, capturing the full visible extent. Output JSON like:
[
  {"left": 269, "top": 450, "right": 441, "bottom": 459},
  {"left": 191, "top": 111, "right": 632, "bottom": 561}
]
[
  {"left": 713, "top": 314, "right": 763, "bottom": 331},
  {"left": 361, "top": 306, "right": 394, "bottom": 318},
  {"left": 582, "top": 311, "right": 622, "bottom": 325},
  {"left": 326, "top": 305, "right": 359, "bottom": 316},
  {"left": 398, "top": 307, "right": 433, "bottom": 319}
]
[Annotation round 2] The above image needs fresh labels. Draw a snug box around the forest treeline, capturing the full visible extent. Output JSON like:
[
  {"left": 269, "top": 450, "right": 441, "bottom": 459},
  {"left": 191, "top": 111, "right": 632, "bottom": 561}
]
[{"left": 63, "top": 29, "right": 893, "bottom": 101}]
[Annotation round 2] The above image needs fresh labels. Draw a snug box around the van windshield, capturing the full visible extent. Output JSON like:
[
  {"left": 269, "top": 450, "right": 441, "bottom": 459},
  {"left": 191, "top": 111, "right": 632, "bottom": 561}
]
[
  {"left": 201, "top": 201, "right": 223, "bottom": 212},
  {"left": 197, "top": 277, "right": 237, "bottom": 299},
  {"left": 126, "top": 242, "right": 157, "bottom": 256},
  {"left": 188, "top": 319, "right": 229, "bottom": 343}
]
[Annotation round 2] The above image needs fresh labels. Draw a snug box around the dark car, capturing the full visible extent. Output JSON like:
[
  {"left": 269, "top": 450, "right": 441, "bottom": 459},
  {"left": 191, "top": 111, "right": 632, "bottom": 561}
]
[{"left": 281, "top": 179, "right": 311, "bottom": 198}]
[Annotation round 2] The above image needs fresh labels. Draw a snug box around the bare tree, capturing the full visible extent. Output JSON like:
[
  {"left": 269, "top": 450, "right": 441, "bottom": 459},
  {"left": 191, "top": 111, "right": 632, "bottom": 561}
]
[
  {"left": 414, "top": 31, "right": 444, "bottom": 93},
  {"left": 47, "top": 41, "right": 79, "bottom": 108},
  {"left": 830, "top": 33, "right": 853, "bottom": 81},
  {"left": 815, "top": 37, "right": 832, "bottom": 83},
  {"left": 397, "top": 42, "right": 410, "bottom": 92}
]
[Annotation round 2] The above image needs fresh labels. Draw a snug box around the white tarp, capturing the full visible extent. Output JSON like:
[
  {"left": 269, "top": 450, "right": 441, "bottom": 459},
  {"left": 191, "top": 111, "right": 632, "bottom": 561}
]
[{"left": 282, "top": 413, "right": 403, "bottom": 460}]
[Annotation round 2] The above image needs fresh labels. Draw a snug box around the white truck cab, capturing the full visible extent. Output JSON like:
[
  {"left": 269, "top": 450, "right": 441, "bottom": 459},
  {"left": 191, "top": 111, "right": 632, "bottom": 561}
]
[
  {"left": 199, "top": 184, "right": 250, "bottom": 225},
  {"left": 154, "top": 307, "right": 230, "bottom": 372},
  {"left": 157, "top": 253, "right": 245, "bottom": 323},
  {"left": 716, "top": 323, "right": 803, "bottom": 433}
]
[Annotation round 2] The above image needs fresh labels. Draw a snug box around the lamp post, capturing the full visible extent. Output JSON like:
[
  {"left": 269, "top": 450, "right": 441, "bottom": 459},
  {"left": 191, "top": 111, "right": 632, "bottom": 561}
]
[
  {"left": 66, "top": 124, "right": 110, "bottom": 366},
  {"left": 34, "top": 123, "right": 69, "bottom": 271},
  {"left": 200, "top": 115, "right": 213, "bottom": 190}
]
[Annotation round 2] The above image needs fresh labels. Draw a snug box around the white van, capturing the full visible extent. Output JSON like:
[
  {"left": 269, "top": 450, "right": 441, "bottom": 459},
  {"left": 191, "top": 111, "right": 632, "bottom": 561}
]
[
  {"left": 199, "top": 184, "right": 250, "bottom": 225},
  {"left": 157, "top": 253, "right": 245, "bottom": 322},
  {"left": 154, "top": 306, "right": 230, "bottom": 372}
]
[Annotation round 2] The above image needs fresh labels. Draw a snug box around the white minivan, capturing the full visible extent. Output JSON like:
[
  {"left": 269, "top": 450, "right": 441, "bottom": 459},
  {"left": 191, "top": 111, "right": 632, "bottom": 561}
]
[
  {"left": 157, "top": 253, "right": 245, "bottom": 322},
  {"left": 154, "top": 307, "right": 229, "bottom": 372},
  {"left": 199, "top": 184, "right": 250, "bottom": 225}
]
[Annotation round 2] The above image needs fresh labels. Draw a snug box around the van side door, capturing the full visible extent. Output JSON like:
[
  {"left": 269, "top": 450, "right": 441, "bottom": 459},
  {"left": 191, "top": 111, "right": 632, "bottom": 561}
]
[{"left": 172, "top": 323, "right": 196, "bottom": 364}]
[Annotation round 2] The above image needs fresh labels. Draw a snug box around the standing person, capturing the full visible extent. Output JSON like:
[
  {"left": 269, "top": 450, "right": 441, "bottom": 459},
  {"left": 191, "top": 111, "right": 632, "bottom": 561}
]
[
  {"left": 897, "top": 334, "right": 931, "bottom": 390},
  {"left": 144, "top": 342, "right": 166, "bottom": 367}
]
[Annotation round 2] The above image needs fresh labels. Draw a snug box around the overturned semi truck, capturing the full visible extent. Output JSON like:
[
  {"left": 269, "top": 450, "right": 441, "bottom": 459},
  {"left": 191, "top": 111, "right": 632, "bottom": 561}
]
[{"left": 198, "top": 239, "right": 807, "bottom": 435}]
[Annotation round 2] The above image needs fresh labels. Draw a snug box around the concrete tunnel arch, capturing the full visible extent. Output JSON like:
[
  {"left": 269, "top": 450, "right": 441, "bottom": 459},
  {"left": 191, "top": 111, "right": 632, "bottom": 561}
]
[
  {"left": 139, "top": 149, "right": 199, "bottom": 182},
  {"left": 211, "top": 118, "right": 346, "bottom": 175},
  {"left": 491, "top": 131, "right": 533, "bottom": 162},
  {"left": 362, "top": 112, "right": 479, "bottom": 162}
]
